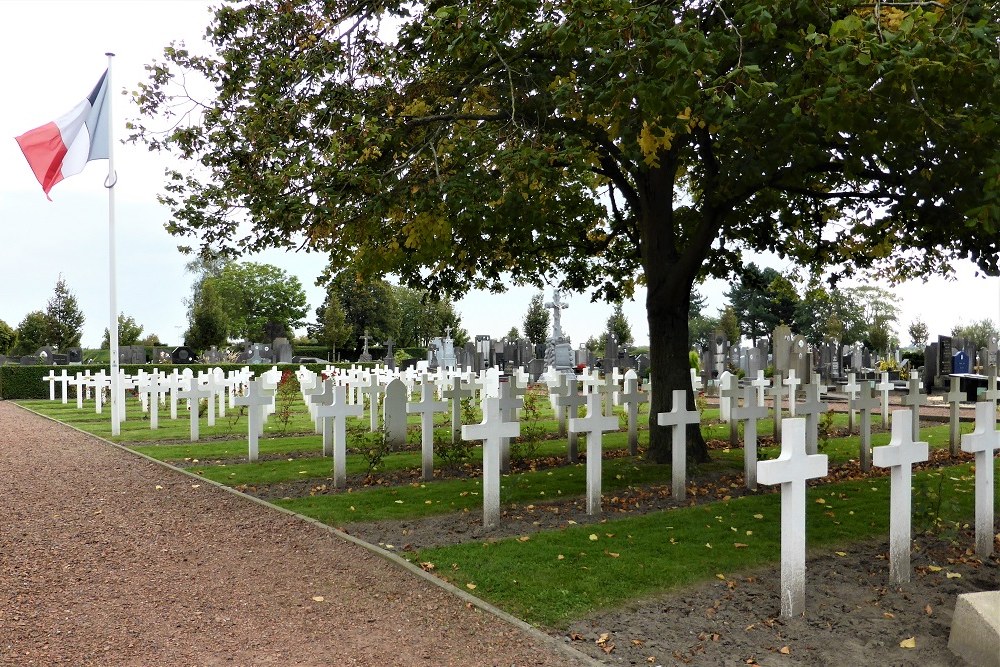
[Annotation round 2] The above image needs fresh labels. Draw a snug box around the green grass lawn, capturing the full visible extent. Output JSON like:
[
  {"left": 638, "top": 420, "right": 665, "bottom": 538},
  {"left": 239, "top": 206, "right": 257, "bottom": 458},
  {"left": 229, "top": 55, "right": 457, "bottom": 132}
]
[{"left": 410, "top": 462, "right": 995, "bottom": 627}]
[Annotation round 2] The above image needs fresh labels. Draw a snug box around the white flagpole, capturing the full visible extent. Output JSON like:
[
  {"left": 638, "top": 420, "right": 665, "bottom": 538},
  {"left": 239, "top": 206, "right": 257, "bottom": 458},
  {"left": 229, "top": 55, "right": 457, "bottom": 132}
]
[{"left": 106, "top": 52, "right": 121, "bottom": 436}]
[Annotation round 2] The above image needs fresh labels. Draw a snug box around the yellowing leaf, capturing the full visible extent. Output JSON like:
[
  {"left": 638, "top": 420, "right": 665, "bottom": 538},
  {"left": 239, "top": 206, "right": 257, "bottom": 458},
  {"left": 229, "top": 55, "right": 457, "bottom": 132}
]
[
  {"left": 155, "top": 485, "right": 163, "bottom": 490},
  {"left": 466, "top": 583, "right": 477, "bottom": 590},
  {"left": 394, "top": 500, "right": 404, "bottom": 504},
  {"left": 705, "top": 543, "right": 713, "bottom": 549},
  {"left": 734, "top": 543, "right": 749, "bottom": 549},
  {"left": 517, "top": 536, "right": 530, "bottom": 542},
  {"left": 835, "top": 552, "right": 848, "bottom": 557},
  {"left": 946, "top": 572, "right": 962, "bottom": 579},
  {"left": 607, "top": 552, "right": 620, "bottom": 558},
  {"left": 753, "top": 514, "right": 764, "bottom": 519},
  {"left": 311, "top": 596, "right": 325, "bottom": 602},
  {"left": 557, "top": 554, "right": 565, "bottom": 560},
  {"left": 716, "top": 573, "right": 727, "bottom": 580},
  {"left": 927, "top": 565, "right": 942, "bottom": 572},
  {"left": 419, "top": 562, "right": 435, "bottom": 571},
  {"left": 779, "top": 646, "right": 790, "bottom": 655},
  {"left": 589, "top": 534, "right": 599, "bottom": 541},
  {"left": 815, "top": 498, "right": 826, "bottom": 504},
  {"left": 900, "top": 637, "right": 916, "bottom": 649}
]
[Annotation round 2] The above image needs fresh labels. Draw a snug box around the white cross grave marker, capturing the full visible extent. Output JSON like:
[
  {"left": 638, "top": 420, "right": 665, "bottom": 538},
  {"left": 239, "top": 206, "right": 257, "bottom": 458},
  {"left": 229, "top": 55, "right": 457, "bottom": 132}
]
[
  {"left": 719, "top": 371, "right": 739, "bottom": 447},
  {"left": 873, "top": 409, "right": 929, "bottom": 584},
  {"left": 946, "top": 377, "right": 965, "bottom": 457},
  {"left": 235, "top": 379, "right": 274, "bottom": 462},
  {"left": 442, "top": 375, "right": 472, "bottom": 443},
  {"left": 751, "top": 370, "right": 770, "bottom": 407},
  {"left": 617, "top": 370, "right": 648, "bottom": 456},
  {"left": 462, "top": 397, "right": 520, "bottom": 530},
  {"left": 657, "top": 389, "right": 701, "bottom": 502},
  {"left": 569, "top": 393, "right": 620, "bottom": 515},
  {"left": 900, "top": 376, "right": 927, "bottom": 441},
  {"left": 876, "top": 372, "right": 893, "bottom": 425},
  {"left": 783, "top": 369, "right": 802, "bottom": 417},
  {"left": 44, "top": 370, "right": 58, "bottom": 401},
  {"left": 796, "top": 382, "right": 829, "bottom": 456},
  {"left": 316, "top": 385, "right": 364, "bottom": 488},
  {"left": 176, "top": 380, "right": 212, "bottom": 442},
  {"left": 408, "top": 381, "right": 448, "bottom": 481},
  {"left": 843, "top": 372, "right": 861, "bottom": 435},
  {"left": 851, "top": 381, "right": 881, "bottom": 472},
  {"left": 771, "top": 370, "right": 787, "bottom": 440},
  {"left": 732, "top": 385, "right": 769, "bottom": 490},
  {"left": 498, "top": 380, "right": 524, "bottom": 474},
  {"left": 359, "top": 377, "right": 385, "bottom": 433},
  {"left": 556, "top": 377, "right": 586, "bottom": 463},
  {"left": 961, "top": 401, "right": 1000, "bottom": 558},
  {"left": 757, "top": 418, "right": 829, "bottom": 618}
]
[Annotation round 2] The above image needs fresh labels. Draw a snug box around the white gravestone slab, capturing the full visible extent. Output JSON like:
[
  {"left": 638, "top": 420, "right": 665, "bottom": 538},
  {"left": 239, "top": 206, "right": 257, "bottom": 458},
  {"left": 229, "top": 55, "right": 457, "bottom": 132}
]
[
  {"left": 234, "top": 379, "right": 273, "bottom": 462},
  {"left": 657, "top": 389, "right": 700, "bottom": 502},
  {"left": 617, "top": 370, "right": 648, "bottom": 456},
  {"left": 316, "top": 385, "right": 364, "bottom": 488},
  {"left": 462, "top": 397, "right": 519, "bottom": 530},
  {"left": 569, "top": 393, "right": 619, "bottom": 516},
  {"left": 732, "top": 385, "right": 768, "bottom": 490},
  {"left": 873, "top": 409, "right": 929, "bottom": 584},
  {"left": 851, "top": 381, "right": 881, "bottom": 472},
  {"left": 771, "top": 370, "right": 787, "bottom": 440},
  {"left": 689, "top": 368, "right": 703, "bottom": 393},
  {"left": 383, "top": 379, "right": 408, "bottom": 448},
  {"left": 718, "top": 370, "right": 734, "bottom": 422},
  {"left": 408, "top": 381, "right": 448, "bottom": 481},
  {"left": 556, "top": 378, "right": 586, "bottom": 463},
  {"left": 961, "top": 401, "right": 1000, "bottom": 558},
  {"left": 757, "top": 418, "right": 828, "bottom": 618},
  {"left": 442, "top": 376, "right": 472, "bottom": 444},
  {"left": 310, "top": 379, "right": 334, "bottom": 442},
  {"left": 900, "top": 376, "right": 927, "bottom": 441}
]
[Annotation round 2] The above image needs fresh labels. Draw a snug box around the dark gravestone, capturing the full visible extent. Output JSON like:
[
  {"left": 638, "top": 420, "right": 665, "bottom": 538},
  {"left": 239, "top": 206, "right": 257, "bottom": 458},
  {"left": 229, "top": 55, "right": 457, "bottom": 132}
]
[
  {"left": 635, "top": 353, "right": 650, "bottom": 377},
  {"left": 171, "top": 346, "right": 197, "bottom": 364},
  {"left": 35, "top": 347, "right": 56, "bottom": 365},
  {"left": 924, "top": 343, "right": 939, "bottom": 391},
  {"left": 273, "top": 338, "right": 293, "bottom": 364},
  {"left": 383, "top": 338, "right": 396, "bottom": 370},
  {"left": 952, "top": 350, "right": 970, "bottom": 375},
  {"left": 604, "top": 335, "right": 619, "bottom": 371},
  {"left": 51, "top": 353, "right": 68, "bottom": 365},
  {"left": 939, "top": 336, "right": 953, "bottom": 375},
  {"left": 527, "top": 358, "right": 545, "bottom": 381},
  {"left": 67, "top": 347, "right": 83, "bottom": 363},
  {"left": 20, "top": 356, "right": 40, "bottom": 365}
]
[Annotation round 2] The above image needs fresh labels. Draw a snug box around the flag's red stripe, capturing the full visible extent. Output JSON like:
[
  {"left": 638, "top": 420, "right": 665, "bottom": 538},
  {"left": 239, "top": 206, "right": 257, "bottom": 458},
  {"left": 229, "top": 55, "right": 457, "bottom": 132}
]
[{"left": 15, "top": 122, "right": 68, "bottom": 196}]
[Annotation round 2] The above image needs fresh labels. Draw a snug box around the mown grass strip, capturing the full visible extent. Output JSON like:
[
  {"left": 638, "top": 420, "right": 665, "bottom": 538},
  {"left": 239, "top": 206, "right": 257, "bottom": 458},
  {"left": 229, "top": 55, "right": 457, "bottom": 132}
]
[{"left": 410, "top": 462, "right": 994, "bottom": 627}]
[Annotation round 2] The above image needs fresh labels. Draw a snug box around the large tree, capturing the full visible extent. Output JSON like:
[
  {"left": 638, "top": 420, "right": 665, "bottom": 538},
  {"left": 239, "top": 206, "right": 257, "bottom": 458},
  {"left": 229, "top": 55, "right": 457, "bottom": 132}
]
[
  {"left": 102, "top": 314, "right": 144, "bottom": 349},
  {"left": 393, "top": 285, "right": 467, "bottom": 347},
  {"left": 522, "top": 292, "right": 550, "bottom": 345},
  {"left": 0, "top": 319, "right": 14, "bottom": 355},
  {"left": 206, "top": 262, "right": 309, "bottom": 342},
  {"left": 330, "top": 274, "right": 401, "bottom": 352},
  {"left": 132, "top": 1, "right": 1000, "bottom": 463},
  {"left": 13, "top": 311, "right": 49, "bottom": 356}
]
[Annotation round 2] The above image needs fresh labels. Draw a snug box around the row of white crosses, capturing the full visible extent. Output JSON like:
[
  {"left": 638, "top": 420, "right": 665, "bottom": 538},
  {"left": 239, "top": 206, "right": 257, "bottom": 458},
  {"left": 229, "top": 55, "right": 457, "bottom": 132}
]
[{"left": 760, "top": 394, "right": 999, "bottom": 618}]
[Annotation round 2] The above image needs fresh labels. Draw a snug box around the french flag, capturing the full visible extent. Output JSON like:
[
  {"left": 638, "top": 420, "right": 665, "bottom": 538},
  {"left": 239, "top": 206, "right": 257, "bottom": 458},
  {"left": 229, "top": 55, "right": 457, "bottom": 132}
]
[{"left": 15, "top": 70, "right": 110, "bottom": 199}]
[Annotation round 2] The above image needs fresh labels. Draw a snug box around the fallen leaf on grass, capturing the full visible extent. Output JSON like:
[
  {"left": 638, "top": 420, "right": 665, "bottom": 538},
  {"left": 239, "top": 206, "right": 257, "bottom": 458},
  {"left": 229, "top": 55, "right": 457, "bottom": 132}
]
[
  {"left": 927, "top": 565, "right": 942, "bottom": 572},
  {"left": 900, "top": 637, "right": 916, "bottom": 649},
  {"left": 883, "top": 612, "right": 894, "bottom": 619},
  {"left": 589, "top": 534, "right": 599, "bottom": 541},
  {"left": 419, "top": 562, "right": 435, "bottom": 571},
  {"left": 705, "top": 543, "right": 713, "bottom": 549},
  {"left": 517, "top": 536, "right": 530, "bottom": 542},
  {"left": 466, "top": 583, "right": 477, "bottom": 590},
  {"left": 753, "top": 514, "right": 764, "bottom": 519},
  {"left": 607, "top": 552, "right": 620, "bottom": 558},
  {"left": 835, "top": 551, "right": 848, "bottom": 557},
  {"left": 815, "top": 498, "right": 826, "bottom": 504},
  {"left": 734, "top": 543, "right": 748, "bottom": 549},
  {"left": 779, "top": 646, "right": 790, "bottom": 655},
  {"left": 557, "top": 554, "right": 565, "bottom": 560},
  {"left": 311, "top": 596, "right": 324, "bottom": 602}
]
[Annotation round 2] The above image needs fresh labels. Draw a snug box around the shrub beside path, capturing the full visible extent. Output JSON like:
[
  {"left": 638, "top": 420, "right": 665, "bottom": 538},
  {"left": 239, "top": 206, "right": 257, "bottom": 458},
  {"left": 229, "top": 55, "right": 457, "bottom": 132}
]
[{"left": 0, "top": 402, "right": 587, "bottom": 666}]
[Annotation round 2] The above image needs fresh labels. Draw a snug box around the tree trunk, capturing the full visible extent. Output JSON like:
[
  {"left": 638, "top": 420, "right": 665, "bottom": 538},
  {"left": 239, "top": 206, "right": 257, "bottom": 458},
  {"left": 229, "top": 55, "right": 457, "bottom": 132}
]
[{"left": 645, "top": 285, "right": 710, "bottom": 464}]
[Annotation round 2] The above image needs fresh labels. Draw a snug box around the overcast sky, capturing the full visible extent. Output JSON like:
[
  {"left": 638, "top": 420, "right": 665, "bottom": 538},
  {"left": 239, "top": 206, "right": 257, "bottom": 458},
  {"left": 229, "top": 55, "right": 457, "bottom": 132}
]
[{"left": 2, "top": 1, "right": 996, "bottom": 351}]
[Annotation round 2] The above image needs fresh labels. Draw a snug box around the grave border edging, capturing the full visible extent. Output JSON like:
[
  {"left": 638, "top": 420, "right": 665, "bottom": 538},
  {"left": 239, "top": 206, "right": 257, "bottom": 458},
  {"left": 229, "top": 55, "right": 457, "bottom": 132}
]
[{"left": 14, "top": 401, "right": 602, "bottom": 667}]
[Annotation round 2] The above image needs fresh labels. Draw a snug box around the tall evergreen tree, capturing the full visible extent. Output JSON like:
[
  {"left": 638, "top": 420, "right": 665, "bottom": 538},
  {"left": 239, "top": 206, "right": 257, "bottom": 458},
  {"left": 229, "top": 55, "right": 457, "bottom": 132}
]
[
  {"left": 522, "top": 293, "right": 550, "bottom": 345},
  {"left": 606, "top": 303, "right": 634, "bottom": 347},
  {"left": 44, "top": 276, "right": 85, "bottom": 349}
]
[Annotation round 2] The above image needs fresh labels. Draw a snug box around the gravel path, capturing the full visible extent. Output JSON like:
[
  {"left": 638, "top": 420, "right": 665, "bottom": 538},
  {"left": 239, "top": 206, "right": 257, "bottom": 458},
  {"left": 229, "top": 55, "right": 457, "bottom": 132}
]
[{"left": 0, "top": 402, "right": 589, "bottom": 667}]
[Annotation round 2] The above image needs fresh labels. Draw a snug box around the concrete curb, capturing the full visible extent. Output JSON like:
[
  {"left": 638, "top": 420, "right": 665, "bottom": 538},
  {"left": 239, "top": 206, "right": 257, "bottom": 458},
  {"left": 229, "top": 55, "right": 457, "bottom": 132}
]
[{"left": 14, "top": 402, "right": 603, "bottom": 667}]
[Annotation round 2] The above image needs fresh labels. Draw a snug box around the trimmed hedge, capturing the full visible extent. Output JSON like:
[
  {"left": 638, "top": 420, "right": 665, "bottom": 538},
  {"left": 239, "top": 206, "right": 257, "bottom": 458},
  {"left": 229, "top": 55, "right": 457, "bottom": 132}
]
[{"left": 0, "top": 361, "right": 373, "bottom": 400}]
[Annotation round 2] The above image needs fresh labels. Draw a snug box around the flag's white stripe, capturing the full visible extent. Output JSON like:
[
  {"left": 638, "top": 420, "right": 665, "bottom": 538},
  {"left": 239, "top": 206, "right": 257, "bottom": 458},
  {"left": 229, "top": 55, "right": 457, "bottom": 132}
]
[{"left": 53, "top": 99, "right": 94, "bottom": 178}]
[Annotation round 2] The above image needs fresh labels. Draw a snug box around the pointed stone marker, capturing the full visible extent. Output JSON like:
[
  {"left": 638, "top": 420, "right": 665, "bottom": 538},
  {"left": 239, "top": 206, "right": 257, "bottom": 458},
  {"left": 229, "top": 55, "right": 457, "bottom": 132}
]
[
  {"left": 463, "top": 397, "right": 519, "bottom": 530},
  {"left": 316, "top": 385, "right": 364, "bottom": 488},
  {"left": 757, "top": 418, "right": 828, "bottom": 618},
  {"left": 873, "top": 409, "right": 929, "bottom": 584},
  {"left": 732, "top": 385, "right": 768, "bottom": 489},
  {"left": 569, "top": 393, "right": 619, "bottom": 515},
  {"left": 851, "top": 381, "right": 881, "bottom": 471},
  {"left": 657, "top": 389, "right": 701, "bottom": 502},
  {"left": 234, "top": 379, "right": 273, "bottom": 462},
  {"left": 961, "top": 401, "right": 1000, "bottom": 558},
  {"left": 408, "top": 381, "right": 448, "bottom": 481},
  {"left": 383, "top": 379, "right": 408, "bottom": 449}
]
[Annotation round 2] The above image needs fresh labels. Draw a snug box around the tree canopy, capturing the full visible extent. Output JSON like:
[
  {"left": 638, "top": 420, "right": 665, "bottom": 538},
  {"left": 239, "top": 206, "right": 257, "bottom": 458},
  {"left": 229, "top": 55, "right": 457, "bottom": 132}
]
[
  {"left": 201, "top": 261, "right": 308, "bottom": 342},
  {"left": 44, "top": 277, "right": 84, "bottom": 350},
  {"left": 132, "top": 0, "right": 1000, "bottom": 462},
  {"left": 522, "top": 293, "right": 550, "bottom": 345},
  {"left": 102, "top": 314, "right": 144, "bottom": 349}
]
